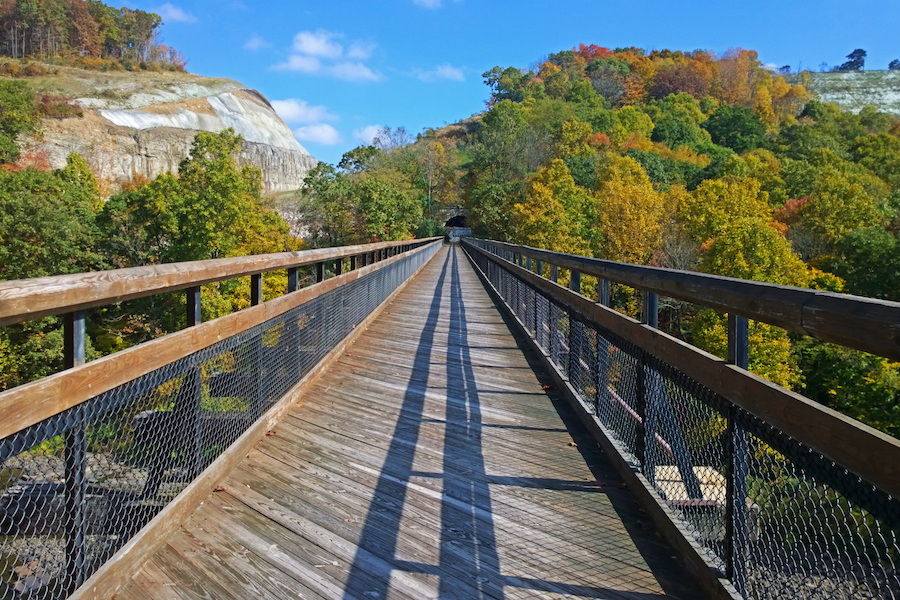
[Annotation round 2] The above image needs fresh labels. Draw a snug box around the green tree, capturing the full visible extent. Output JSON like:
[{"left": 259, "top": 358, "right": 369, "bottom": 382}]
[
  {"left": 356, "top": 172, "right": 421, "bottom": 241},
  {"left": 0, "top": 80, "right": 41, "bottom": 164},
  {"left": 702, "top": 104, "right": 767, "bottom": 154}
]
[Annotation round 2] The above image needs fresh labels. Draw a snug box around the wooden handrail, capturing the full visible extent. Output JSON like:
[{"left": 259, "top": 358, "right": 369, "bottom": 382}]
[
  {"left": 470, "top": 239, "right": 900, "bottom": 361},
  {"left": 0, "top": 238, "right": 442, "bottom": 327},
  {"left": 463, "top": 239, "right": 900, "bottom": 503},
  {"left": 0, "top": 241, "right": 442, "bottom": 439}
]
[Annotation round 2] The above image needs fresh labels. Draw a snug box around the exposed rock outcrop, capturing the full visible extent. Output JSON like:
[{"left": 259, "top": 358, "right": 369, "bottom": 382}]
[
  {"left": 791, "top": 70, "right": 900, "bottom": 116},
  {"left": 24, "top": 70, "right": 317, "bottom": 194}
]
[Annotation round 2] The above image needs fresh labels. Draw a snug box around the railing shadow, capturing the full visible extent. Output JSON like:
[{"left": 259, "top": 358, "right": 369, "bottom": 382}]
[{"left": 344, "top": 247, "right": 690, "bottom": 599}]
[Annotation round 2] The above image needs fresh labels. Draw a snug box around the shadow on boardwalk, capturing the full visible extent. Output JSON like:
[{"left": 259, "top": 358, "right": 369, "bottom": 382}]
[{"left": 343, "top": 247, "right": 696, "bottom": 599}]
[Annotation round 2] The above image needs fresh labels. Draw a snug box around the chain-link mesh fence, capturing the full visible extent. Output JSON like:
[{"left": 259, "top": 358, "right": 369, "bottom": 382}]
[
  {"left": 466, "top": 241, "right": 900, "bottom": 600},
  {"left": 0, "top": 242, "right": 440, "bottom": 599}
]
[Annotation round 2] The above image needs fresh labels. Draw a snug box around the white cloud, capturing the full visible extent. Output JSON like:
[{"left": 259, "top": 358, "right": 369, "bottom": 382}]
[
  {"left": 271, "top": 99, "right": 337, "bottom": 125},
  {"left": 293, "top": 124, "right": 342, "bottom": 145},
  {"left": 347, "top": 41, "right": 376, "bottom": 60},
  {"left": 155, "top": 2, "right": 197, "bottom": 23},
  {"left": 272, "top": 55, "right": 321, "bottom": 73},
  {"left": 416, "top": 63, "right": 464, "bottom": 82},
  {"left": 293, "top": 30, "right": 343, "bottom": 59},
  {"left": 414, "top": 0, "right": 442, "bottom": 7},
  {"left": 244, "top": 35, "right": 269, "bottom": 51},
  {"left": 330, "top": 61, "right": 381, "bottom": 82},
  {"left": 353, "top": 125, "right": 382, "bottom": 145},
  {"left": 273, "top": 30, "right": 381, "bottom": 83}
]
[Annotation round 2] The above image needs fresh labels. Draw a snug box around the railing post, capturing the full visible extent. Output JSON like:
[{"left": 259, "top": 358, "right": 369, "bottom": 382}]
[
  {"left": 64, "top": 311, "right": 86, "bottom": 594},
  {"left": 571, "top": 270, "right": 581, "bottom": 294},
  {"left": 250, "top": 274, "right": 262, "bottom": 306},
  {"left": 335, "top": 258, "right": 344, "bottom": 276},
  {"left": 642, "top": 291, "right": 658, "bottom": 328},
  {"left": 178, "top": 288, "right": 203, "bottom": 478},
  {"left": 551, "top": 264, "right": 558, "bottom": 283},
  {"left": 287, "top": 267, "right": 299, "bottom": 292},
  {"left": 599, "top": 280, "right": 610, "bottom": 306},
  {"left": 726, "top": 314, "right": 750, "bottom": 597},
  {"left": 316, "top": 262, "right": 325, "bottom": 282},
  {"left": 186, "top": 286, "right": 201, "bottom": 327},
  {"left": 526, "top": 256, "right": 531, "bottom": 272},
  {"left": 536, "top": 260, "right": 543, "bottom": 278},
  {"left": 250, "top": 273, "right": 264, "bottom": 416},
  {"left": 350, "top": 255, "right": 358, "bottom": 271}
]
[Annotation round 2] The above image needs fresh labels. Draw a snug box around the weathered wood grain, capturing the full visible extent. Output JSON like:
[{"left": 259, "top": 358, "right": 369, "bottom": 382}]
[
  {"left": 465, "top": 239, "right": 900, "bottom": 361},
  {"left": 0, "top": 238, "right": 441, "bottom": 326},
  {"left": 0, "top": 240, "right": 441, "bottom": 440},
  {"left": 117, "top": 245, "right": 703, "bottom": 600},
  {"left": 69, "top": 242, "right": 441, "bottom": 600}
]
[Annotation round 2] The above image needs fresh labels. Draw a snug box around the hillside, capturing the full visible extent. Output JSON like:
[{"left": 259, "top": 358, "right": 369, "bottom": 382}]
[
  {"left": 793, "top": 70, "right": 900, "bottom": 115},
  {"left": 16, "top": 66, "right": 317, "bottom": 193}
]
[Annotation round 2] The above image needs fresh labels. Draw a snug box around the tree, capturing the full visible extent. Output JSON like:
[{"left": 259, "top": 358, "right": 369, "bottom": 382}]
[
  {"left": 511, "top": 159, "right": 591, "bottom": 255},
  {"left": 702, "top": 104, "right": 767, "bottom": 153},
  {"left": 356, "top": 172, "right": 421, "bottom": 241},
  {"left": 295, "top": 162, "right": 356, "bottom": 248},
  {"left": 835, "top": 49, "right": 866, "bottom": 71},
  {"left": 594, "top": 155, "right": 667, "bottom": 262},
  {"left": 678, "top": 177, "right": 771, "bottom": 243},
  {"left": 890, "top": 60, "right": 900, "bottom": 71},
  {"left": 0, "top": 79, "right": 41, "bottom": 164}
]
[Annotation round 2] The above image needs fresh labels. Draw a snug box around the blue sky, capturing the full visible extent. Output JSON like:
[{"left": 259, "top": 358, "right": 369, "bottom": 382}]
[{"left": 132, "top": 0, "right": 899, "bottom": 165}]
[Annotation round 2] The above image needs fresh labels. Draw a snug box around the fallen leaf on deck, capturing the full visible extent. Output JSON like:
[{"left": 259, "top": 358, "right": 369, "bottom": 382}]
[
  {"left": 266, "top": 430, "right": 276, "bottom": 436},
  {"left": 618, "top": 482, "right": 628, "bottom": 490},
  {"left": 215, "top": 485, "right": 228, "bottom": 492},
  {"left": 567, "top": 442, "right": 577, "bottom": 447},
  {"left": 542, "top": 384, "right": 555, "bottom": 390}
]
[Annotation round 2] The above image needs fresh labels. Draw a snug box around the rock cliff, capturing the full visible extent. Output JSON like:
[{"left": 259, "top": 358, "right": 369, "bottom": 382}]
[
  {"left": 23, "top": 68, "right": 317, "bottom": 194},
  {"left": 791, "top": 70, "right": 900, "bottom": 116}
]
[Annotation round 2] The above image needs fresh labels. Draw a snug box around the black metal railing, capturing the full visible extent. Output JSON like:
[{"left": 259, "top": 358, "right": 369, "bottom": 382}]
[
  {"left": 463, "top": 238, "right": 900, "bottom": 600},
  {"left": 0, "top": 239, "right": 442, "bottom": 599}
]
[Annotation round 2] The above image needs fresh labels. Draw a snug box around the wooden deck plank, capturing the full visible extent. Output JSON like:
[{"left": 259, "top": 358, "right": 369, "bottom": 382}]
[{"left": 120, "top": 245, "right": 703, "bottom": 599}]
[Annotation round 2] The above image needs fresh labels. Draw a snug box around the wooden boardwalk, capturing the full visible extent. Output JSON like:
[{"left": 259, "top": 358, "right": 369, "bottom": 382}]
[{"left": 118, "top": 245, "right": 703, "bottom": 599}]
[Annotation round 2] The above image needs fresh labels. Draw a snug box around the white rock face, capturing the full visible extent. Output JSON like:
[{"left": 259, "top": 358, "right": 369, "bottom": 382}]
[
  {"left": 32, "top": 86, "right": 317, "bottom": 194},
  {"left": 796, "top": 70, "right": 900, "bottom": 116}
]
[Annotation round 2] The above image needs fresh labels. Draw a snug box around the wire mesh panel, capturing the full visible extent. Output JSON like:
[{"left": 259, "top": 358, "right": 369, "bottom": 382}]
[
  {"left": 0, "top": 242, "right": 440, "bottom": 599},
  {"left": 465, "top": 240, "right": 900, "bottom": 600}
]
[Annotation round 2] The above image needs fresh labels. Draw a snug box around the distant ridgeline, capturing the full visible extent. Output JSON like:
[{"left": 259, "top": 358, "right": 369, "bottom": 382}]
[{"left": 0, "top": 0, "right": 184, "bottom": 71}]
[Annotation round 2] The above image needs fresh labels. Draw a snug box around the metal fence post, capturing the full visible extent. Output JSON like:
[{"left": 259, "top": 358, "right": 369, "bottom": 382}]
[
  {"left": 316, "top": 262, "right": 325, "bottom": 282},
  {"left": 251, "top": 274, "right": 262, "bottom": 306},
  {"left": 551, "top": 264, "right": 558, "bottom": 283},
  {"left": 180, "top": 288, "right": 203, "bottom": 477},
  {"left": 186, "top": 286, "right": 201, "bottom": 327},
  {"left": 643, "top": 291, "right": 658, "bottom": 328},
  {"left": 64, "top": 311, "right": 86, "bottom": 594},
  {"left": 599, "top": 280, "right": 610, "bottom": 306},
  {"left": 571, "top": 270, "right": 581, "bottom": 294},
  {"left": 727, "top": 314, "right": 750, "bottom": 597},
  {"left": 287, "top": 267, "right": 299, "bottom": 292}
]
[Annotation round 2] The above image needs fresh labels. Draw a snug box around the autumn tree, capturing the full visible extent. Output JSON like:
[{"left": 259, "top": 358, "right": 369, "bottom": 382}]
[
  {"left": 594, "top": 155, "right": 667, "bottom": 263},
  {"left": 511, "top": 159, "right": 592, "bottom": 255}
]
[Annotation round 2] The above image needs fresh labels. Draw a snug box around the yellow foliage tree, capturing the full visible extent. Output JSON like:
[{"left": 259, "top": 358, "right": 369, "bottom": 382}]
[
  {"left": 678, "top": 176, "right": 772, "bottom": 242},
  {"left": 511, "top": 159, "right": 591, "bottom": 255},
  {"left": 594, "top": 155, "right": 667, "bottom": 263}
]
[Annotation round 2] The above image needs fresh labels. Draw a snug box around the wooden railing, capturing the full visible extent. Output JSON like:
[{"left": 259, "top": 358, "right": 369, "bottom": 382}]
[
  {"left": 0, "top": 237, "right": 443, "bottom": 598},
  {"left": 463, "top": 238, "right": 900, "bottom": 600}
]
